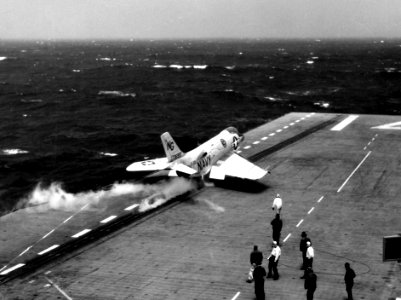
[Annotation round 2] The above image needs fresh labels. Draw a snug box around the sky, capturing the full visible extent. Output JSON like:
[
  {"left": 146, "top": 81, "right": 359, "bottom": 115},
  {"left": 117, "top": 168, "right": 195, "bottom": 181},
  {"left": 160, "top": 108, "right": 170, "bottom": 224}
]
[{"left": 1, "top": 0, "right": 401, "bottom": 40}]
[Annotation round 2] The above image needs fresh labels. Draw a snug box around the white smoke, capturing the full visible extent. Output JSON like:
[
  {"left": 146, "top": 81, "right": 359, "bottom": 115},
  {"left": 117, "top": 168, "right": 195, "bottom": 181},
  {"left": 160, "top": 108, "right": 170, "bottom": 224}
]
[{"left": 24, "top": 178, "right": 197, "bottom": 212}]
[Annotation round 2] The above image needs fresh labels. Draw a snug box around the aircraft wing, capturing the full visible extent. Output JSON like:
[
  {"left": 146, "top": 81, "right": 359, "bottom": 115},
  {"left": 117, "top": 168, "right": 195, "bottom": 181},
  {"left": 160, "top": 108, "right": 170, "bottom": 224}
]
[
  {"left": 126, "top": 157, "right": 170, "bottom": 172},
  {"left": 209, "top": 153, "right": 267, "bottom": 180}
]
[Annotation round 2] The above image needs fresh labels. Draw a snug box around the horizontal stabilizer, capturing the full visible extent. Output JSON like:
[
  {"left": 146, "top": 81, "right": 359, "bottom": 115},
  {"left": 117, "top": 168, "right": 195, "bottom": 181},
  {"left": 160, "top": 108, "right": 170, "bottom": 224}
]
[
  {"left": 126, "top": 157, "right": 169, "bottom": 172},
  {"left": 172, "top": 163, "right": 197, "bottom": 176}
]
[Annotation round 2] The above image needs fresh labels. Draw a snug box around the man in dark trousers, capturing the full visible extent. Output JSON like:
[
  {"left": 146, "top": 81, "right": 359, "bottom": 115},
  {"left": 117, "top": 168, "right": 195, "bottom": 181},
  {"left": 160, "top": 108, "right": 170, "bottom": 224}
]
[
  {"left": 267, "top": 241, "right": 281, "bottom": 280},
  {"left": 299, "top": 231, "right": 311, "bottom": 270},
  {"left": 247, "top": 245, "right": 263, "bottom": 282},
  {"left": 304, "top": 267, "right": 317, "bottom": 300},
  {"left": 253, "top": 263, "right": 267, "bottom": 300},
  {"left": 344, "top": 262, "right": 356, "bottom": 300},
  {"left": 271, "top": 214, "right": 283, "bottom": 245}
]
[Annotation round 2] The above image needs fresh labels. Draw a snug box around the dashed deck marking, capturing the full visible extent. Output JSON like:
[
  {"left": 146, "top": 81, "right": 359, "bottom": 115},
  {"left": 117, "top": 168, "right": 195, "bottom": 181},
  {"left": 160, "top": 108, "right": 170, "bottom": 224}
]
[
  {"left": 244, "top": 145, "right": 251, "bottom": 149},
  {"left": 276, "top": 129, "right": 282, "bottom": 133},
  {"left": 337, "top": 151, "right": 372, "bottom": 193},
  {"left": 289, "top": 123, "right": 295, "bottom": 126},
  {"left": 124, "top": 203, "right": 139, "bottom": 211},
  {"left": 307, "top": 207, "right": 315, "bottom": 214},
  {"left": 296, "top": 219, "right": 304, "bottom": 227},
  {"left": 283, "top": 233, "right": 291, "bottom": 243},
  {"left": 330, "top": 115, "right": 359, "bottom": 131},
  {"left": 253, "top": 141, "right": 260, "bottom": 145},
  {"left": 317, "top": 196, "right": 324, "bottom": 203},
  {"left": 284, "top": 126, "right": 289, "bottom": 129},
  {"left": 42, "top": 229, "right": 55, "bottom": 239},
  {"left": 0, "top": 263, "right": 25, "bottom": 275},
  {"left": 71, "top": 229, "right": 91, "bottom": 238},
  {"left": 38, "top": 245, "right": 59, "bottom": 255},
  {"left": 269, "top": 133, "right": 275, "bottom": 136},
  {"left": 18, "top": 246, "right": 32, "bottom": 257},
  {"left": 100, "top": 215, "right": 117, "bottom": 224},
  {"left": 261, "top": 137, "right": 268, "bottom": 140}
]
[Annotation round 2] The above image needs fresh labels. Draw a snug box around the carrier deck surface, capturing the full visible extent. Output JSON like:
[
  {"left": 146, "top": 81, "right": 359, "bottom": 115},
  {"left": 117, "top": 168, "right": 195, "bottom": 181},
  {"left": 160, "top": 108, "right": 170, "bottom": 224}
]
[{"left": 1, "top": 112, "right": 400, "bottom": 299}]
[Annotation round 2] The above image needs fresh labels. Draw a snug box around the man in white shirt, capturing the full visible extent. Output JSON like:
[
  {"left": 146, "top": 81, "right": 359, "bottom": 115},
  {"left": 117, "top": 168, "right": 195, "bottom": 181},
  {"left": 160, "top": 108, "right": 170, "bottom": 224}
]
[
  {"left": 272, "top": 193, "right": 282, "bottom": 214},
  {"left": 301, "top": 241, "right": 315, "bottom": 279},
  {"left": 267, "top": 241, "right": 281, "bottom": 280}
]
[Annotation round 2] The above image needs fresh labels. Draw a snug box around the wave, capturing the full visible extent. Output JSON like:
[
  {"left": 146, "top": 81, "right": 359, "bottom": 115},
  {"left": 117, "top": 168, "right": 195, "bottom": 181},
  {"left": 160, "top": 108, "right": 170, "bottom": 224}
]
[
  {"left": 1, "top": 149, "right": 29, "bottom": 155},
  {"left": 152, "top": 64, "right": 208, "bottom": 70},
  {"left": 98, "top": 90, "right": 136, "bottom": 98}
]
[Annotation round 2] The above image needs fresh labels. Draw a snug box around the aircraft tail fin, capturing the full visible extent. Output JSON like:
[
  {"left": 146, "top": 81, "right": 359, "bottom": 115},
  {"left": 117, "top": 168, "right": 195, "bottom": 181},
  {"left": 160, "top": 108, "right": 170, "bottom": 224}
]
[{"left": 161, "top": 132, "right": 184, "bottom": 162}]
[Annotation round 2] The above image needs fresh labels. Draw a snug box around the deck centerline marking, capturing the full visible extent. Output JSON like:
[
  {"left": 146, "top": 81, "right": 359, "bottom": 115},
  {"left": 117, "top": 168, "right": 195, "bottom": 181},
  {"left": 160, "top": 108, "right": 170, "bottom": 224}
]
[
  {"left": 276, "top": 129, "right": 282, "bottom": 133},
  {"left": 124, "top": 203, "right": 139, "bottom": 211},
  {"left": 100, "top": 215, "right": 117, "bottom": 224},
  {"left": 337, "top": 151, "right": 372, "bottom": 193},
  {"left": 289, "top": 123, "right": 295, "bottom": 126},
  {"left": 72, "top": 229, "right": 91, "bottom": 238},
  {"left": 330, "top": 115, "right": 359, "bottom": 131},
  {"left": 269, "top": 133, "right": 275, "bottom": 136},
  {"left": 284, "top": 126, "right": 289, "bottom": 129},
  {"left": 0, "top": 263, "right": 25, "bottom": 275},
  {"left": 231, "top": 291, "right": 241, "bottom": 300},
  {"left": 283, "top": 233, "right": 291, "bottom": 243},
  {"left": 261, "top": 137, "right": 268, "bottom": 140},
  {"left": 253, "top": 141, "right": 260, "bottom": 145},
  {"left": 244, "top": 145, "right": 251, "bottom": 149},
  {"left": 308, "top": 207, "right": 315, "bottom": 214},
  {"left": 38, "top": 245, "right": 59, "bottom": 255},
  {"left": 363, "top": 146, "right": 367, "bottom": 150},
  {"left": 296, "top": 219, "right": 304, "bottom": 227},
  {"left": 317, "top": 196, "right": 324, "bottom": 203}
]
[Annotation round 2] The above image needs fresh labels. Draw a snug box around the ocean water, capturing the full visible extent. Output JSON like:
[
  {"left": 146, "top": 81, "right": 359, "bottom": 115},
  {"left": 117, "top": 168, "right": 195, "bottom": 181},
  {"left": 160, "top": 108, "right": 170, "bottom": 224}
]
[{"left": 0, "top": 39, "right": 400, "bottom": 215}]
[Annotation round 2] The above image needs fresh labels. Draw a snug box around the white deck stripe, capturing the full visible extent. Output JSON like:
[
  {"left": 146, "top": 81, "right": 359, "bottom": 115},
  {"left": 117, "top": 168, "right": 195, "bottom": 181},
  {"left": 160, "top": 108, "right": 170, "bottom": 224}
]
[
  {"left": 337, "top": 151, "right": 372, "bottom": 193},
  {"left": 38, "top": 244, "right": 59, "bottom": 255},
  {"left": 269, "top": 133, "right": 275, "bottom": 136},
  {"left": 45, "top": 277, "right": 73, "bottom": 300},
  {"left": 284, "top": 126, "right": 289, "bottom": 129},
  {"left": 331, "top": 115, "right": 359, "bottom": 131},
  {"left": 276, "top": 129, "right": 282, "bottom": 132},
  {"left": 18, "top": 246, "right": 32, "bottom": 257},
  {"left": 253, "top": 141, "right": 260, "bottom": 145},
  {"left": 283, "top": 233, "right": 291, "bottom": 243},
  {"left": 261, "top": 137, "right": 268, "bottom": 140},
  {"left": 296, "top": 219, "right": 304, "bottom": 227},
  {"left": 100, "top": 215, "right": 117, "bottom": 224},
  {"left": 72, "top": 229, "right": 91, "bottom": 238},
  {"left": 244, "top": 145, "right": 251, "bottom": 149},
  {"left": 42, "top": 229, "right": 55, "bottom": 239},
  {"left": 63, "top": 216, "right": 73, "bottom": 223},
  {"left": 289, "top": 123, "right": 295, "bottom": 126},
  {"left": 317, "top": 196, "right": 324, "bottom": 203},
  {"left": 0, "top": 263, "right": 25, "bottom": 275},
  {"left": 308, "top": 207, "right": 315, "bottom": 214},
  {"left": 124, "top": 203, "right": 139, "bottom": 211},
  {"left": 231, "top": 292, "right": 241, "bottom": 300}
]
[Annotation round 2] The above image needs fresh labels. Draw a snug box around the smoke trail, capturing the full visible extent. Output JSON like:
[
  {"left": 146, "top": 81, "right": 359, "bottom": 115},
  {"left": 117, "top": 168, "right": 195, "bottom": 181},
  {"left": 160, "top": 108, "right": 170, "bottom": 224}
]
[
  {"left": 24, "top": 178, "right": 197, "bottom": 212},
  {"left": 138, "top": 178, "right": 197, "bottom": 212}
]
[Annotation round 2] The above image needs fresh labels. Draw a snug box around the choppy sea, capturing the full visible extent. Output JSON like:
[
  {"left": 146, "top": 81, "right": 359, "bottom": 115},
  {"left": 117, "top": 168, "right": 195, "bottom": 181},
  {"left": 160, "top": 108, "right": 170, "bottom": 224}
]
[{"left": 1, "top": 39, "right": 400, "bottom": 215}]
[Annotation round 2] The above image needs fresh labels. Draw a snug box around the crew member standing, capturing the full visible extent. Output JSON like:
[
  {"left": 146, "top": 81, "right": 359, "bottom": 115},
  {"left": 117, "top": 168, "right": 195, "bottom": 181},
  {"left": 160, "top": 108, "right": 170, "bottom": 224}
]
[
  {"left": 271, "top": 213, "right": 283, "bottom": 245},
  {"left": 253, "top": 263, "right": 267, "bottom": 300},
  {"left": 301, "top": 241, "right": 314, "bottom": 279},
  {"left": 299, "top": 232, "right": 311, "bottom": 270},
  {"left": 344, "top": 262, "right": 356, "bottom": 300},
  {"left": 272, "top": 193, "right": 282, "bottom": 214},
  {"left": 304, "top": 267, "right": 317, "bottom": 300},
  {"left": 247, "top": 245, "right": 263, "bottom": 282},
  {"left": 267, "top": 241, "right": 281, "bottom": 280}
]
